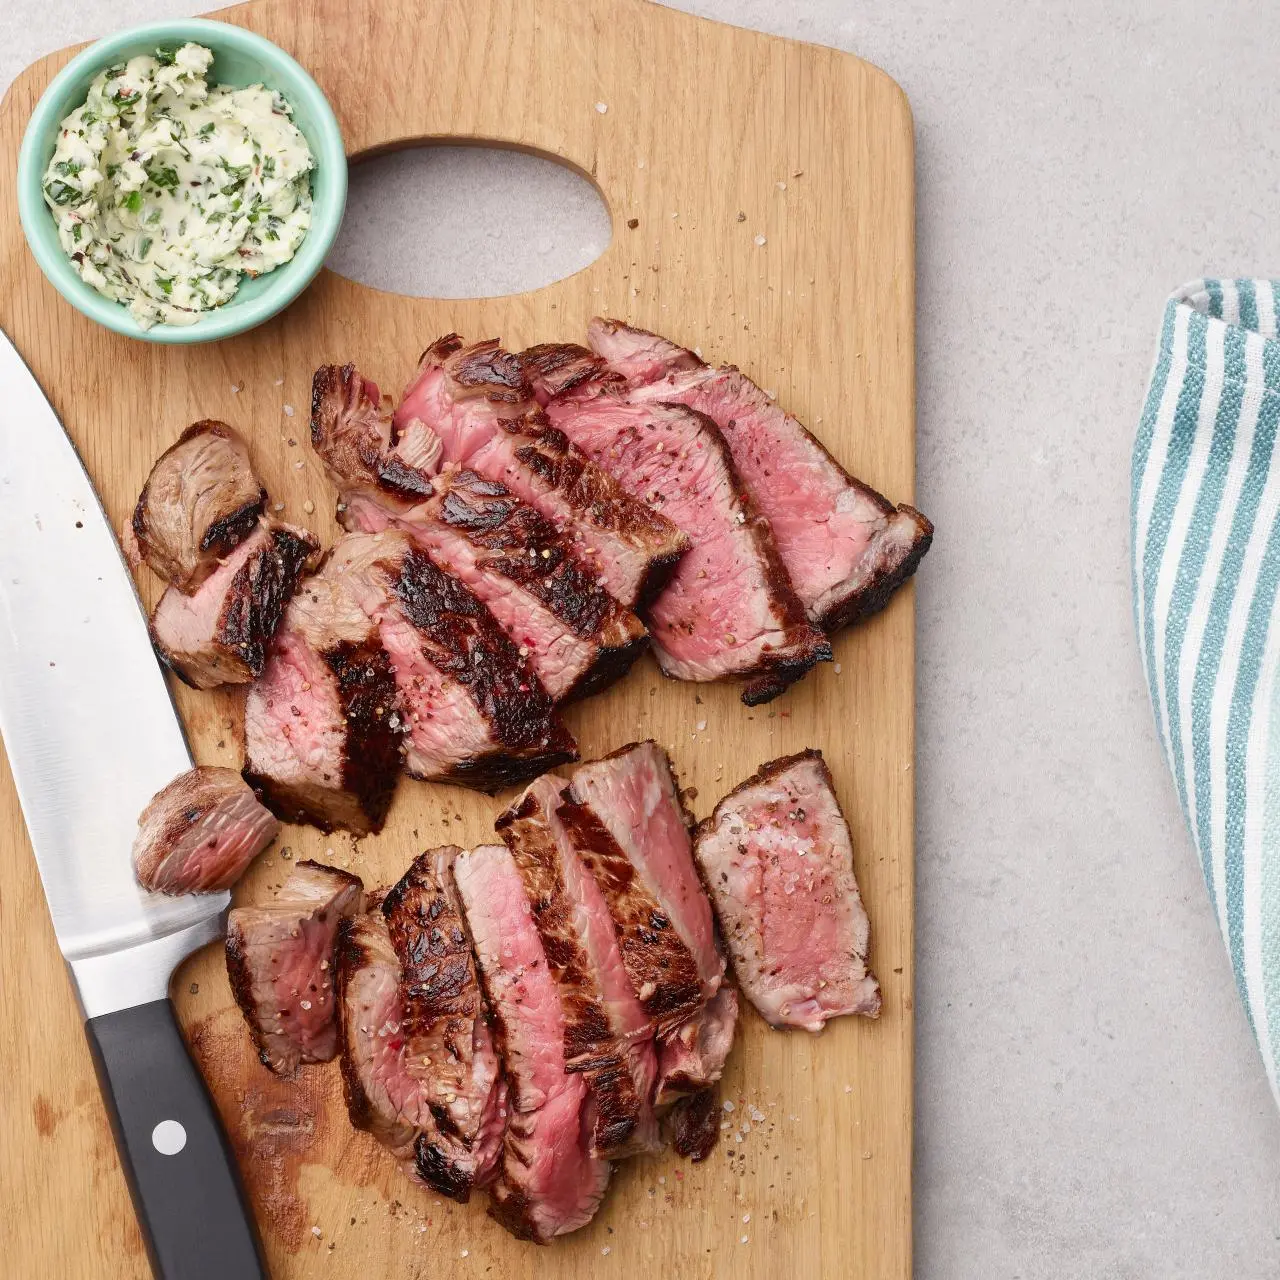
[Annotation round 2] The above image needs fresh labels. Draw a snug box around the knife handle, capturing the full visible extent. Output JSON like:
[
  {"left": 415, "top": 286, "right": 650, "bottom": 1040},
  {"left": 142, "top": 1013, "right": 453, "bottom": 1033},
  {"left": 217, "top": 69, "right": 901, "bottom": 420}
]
[{"left": 86, "top": 999, "right": 267, "bottom": 1280}]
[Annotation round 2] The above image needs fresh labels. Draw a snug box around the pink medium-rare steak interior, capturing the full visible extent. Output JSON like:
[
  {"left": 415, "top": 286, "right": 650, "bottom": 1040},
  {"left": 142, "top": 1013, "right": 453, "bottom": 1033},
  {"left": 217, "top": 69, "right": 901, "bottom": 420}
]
[
  {"left": 242, "top": 574, "right": 403, "bottom": 835},
  {"left": 393, "top": 336, "right": 689, "bottom": 608},
  {"left": 563, "top": 742, "right": 723, "bottom": 1005},
  {"left": 694, "top": 749, "right": 881, "bottom": 1030},
  {"left": 454, "top": 842, "right": 612, "bottom": 1242},
  {"left": 586, "top": 318, "right": 933, "bottom": 631},
  {"left": 497, "top": 776, "right": 659, "bottom": 1159},
  {"left": 544, "top": 392, "right": 830, "bottom": 703},
  {"left": 340, "top": 467, "right": 649, "bottom": 703},
  {"left": 225, "top": 860, "right": 364, "bottom": 1075},
  {"left": 131, "top": 419, "right": 266, "bottom": 593},
  {"left": 132, "top": 765, "right": 279, "bottom": 894},
  {"left": 151, "top": 521, "right": 319, "bottom": 689},
  {"left": 324, "top": 531, "right": 577, "bottom": 790}
]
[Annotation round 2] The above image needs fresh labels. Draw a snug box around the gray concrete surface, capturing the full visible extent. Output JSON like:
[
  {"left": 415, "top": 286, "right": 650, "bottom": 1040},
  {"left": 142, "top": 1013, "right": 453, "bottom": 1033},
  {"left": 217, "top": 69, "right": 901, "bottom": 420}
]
[{"left": 4, "top": 1, "right": 1280, "bottom": 1275}]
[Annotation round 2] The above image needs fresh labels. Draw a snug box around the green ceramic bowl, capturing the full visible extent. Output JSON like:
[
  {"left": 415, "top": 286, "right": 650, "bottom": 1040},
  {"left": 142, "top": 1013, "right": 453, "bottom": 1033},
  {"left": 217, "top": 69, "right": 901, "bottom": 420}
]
[{"left": 17, "top": 18, "right": 347, "bottom": 344}]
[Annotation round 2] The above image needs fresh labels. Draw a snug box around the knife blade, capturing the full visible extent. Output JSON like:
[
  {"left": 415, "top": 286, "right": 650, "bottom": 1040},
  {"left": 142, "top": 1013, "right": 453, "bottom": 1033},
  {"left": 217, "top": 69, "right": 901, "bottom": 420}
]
[{"left": 0, "top": 329, "right": 265, "bottom": 1279}]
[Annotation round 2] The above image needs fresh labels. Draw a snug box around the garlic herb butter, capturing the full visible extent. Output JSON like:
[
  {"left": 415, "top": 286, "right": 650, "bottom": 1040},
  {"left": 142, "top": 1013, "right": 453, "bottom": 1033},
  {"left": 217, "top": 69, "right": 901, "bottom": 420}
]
[{"left": 43, "top": 43, "right": 314, "bottom": 329}]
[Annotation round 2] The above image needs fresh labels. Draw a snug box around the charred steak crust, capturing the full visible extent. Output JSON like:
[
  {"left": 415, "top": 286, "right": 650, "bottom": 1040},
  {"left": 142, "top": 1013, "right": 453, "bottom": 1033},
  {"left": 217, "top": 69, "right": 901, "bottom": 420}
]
[
  {"left": 495, "top": 791, "right": 641, "bottom": 1154},
  {"left": 554, "top": 790, "right": 705, "bottom": 1028},
  {"left": 311, "top": 364, "right": 435, "bottom": 505},
  {"left": 423, "top": 335, "right": 527, "bottom": 402},
  {"left": 519, "top": 343, "right": 616, "bottom": 402},
  {"left": 434, "top": 471, "right": 650, "bottom": 700},
  {"left": 333, "top": 914, "right": 381, "bottom": 1134},
  {"left": 155, "top": 525, "right": 319, "bottom": 688},
  {"left": 667, "top": 1087, "right": 721, "bottom": 1162},
  {"left": 390, "top": 545, "right": 578, "bottom": 785},
  {"left": 243, "top": 634, "right": 401, "bottom": 834},
  {"left": 505, "top": 415, "right": 687, "bottom": 608},
  {"left": 198, "top": 496, "right": 269, "bottom": 558}
]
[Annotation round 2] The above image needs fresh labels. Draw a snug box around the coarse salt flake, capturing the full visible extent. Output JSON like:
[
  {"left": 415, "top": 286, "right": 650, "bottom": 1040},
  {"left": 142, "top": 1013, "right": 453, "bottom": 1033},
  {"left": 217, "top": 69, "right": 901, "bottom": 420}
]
[
  {"left": 696, "top": 720, "right": 707, "bottom": 731},
  {"left": 722, "top": 1100, "right": 735, "bottom": 1112},
  {"left": 311, "top": 1226, "right": 322, "bottom": 1238},
  {"left": 595, "top": 102, "right": 608, "bottom": 114},
  {"left": 303, "top": 500, "right": 315, "bottom": 514},
  {"left": 283, "top": 403, "right": 296, "bottom": 417},
  {"left": 754, "top": 235, "right": 767, "bottom": 246}
]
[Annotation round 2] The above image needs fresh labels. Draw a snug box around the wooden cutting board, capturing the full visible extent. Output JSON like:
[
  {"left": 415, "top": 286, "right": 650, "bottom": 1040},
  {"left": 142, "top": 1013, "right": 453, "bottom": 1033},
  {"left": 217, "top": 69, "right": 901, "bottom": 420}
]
[{"left": 0, "top": 0, "right": 916, "bottom": 1274}]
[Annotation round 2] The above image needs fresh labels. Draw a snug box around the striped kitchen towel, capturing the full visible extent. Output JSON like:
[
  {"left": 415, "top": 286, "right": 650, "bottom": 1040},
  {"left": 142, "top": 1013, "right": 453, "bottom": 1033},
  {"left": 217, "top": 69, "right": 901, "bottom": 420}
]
[{"left": 1132, "top": 278, "right": 1280, "bottom": 1101}]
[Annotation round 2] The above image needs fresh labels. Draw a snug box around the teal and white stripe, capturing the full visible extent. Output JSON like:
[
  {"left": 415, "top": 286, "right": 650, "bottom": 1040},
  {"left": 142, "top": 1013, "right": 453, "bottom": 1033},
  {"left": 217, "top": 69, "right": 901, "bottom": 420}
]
[{"left": 1132, "top": 279, "right": 1280, "bottom": 1099}]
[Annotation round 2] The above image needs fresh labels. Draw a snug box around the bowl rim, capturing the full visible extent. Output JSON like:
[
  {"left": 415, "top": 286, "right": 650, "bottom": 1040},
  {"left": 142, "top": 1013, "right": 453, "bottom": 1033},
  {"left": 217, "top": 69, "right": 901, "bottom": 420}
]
[{"left": 16, "top": 17, "right": 347, "bottom": 345}]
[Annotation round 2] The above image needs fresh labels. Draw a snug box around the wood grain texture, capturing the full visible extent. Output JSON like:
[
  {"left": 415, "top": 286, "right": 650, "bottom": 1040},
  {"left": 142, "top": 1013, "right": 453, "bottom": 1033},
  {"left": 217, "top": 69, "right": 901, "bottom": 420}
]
[{"left": 0, "top": 0, "right": 916, "bottom": 1275}]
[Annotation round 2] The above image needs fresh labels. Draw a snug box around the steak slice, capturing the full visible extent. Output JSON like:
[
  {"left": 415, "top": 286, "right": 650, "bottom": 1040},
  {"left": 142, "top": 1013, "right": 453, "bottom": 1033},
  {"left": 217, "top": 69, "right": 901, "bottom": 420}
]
[
  {"left": 225, "top": 860, "right": 364, "bottom": 1075},
  {"left": 311, "top": 363, "right": 437, "bottom": 513},
  {"left": 393, "top": 336, "right": 689, "bottom": 608},
  {"left": 555, "top": 742, "right": 723, "bottom": 1035},
  {"left": 150, "top": 522, "right": 319, "bottom": 689},
  {"left": 454, "top": 843, "right": 611, "bottom": 1242},
  {"left": 694, "top": 749, "right": 881, "bottom": 1030},
  {"left": 342, "top": 467, "right": 648, "bottom": 702},
  {"left": 496, "top": 776, "right": 660, "bottom": 1159},
  {"left": 368, "top": 847, "right": 508, "bottom": 1199},
  {"left": 544, "top": 391, "right": 831, "bottom": 704},
  {"left": 131, "top": 420, "right": 266, "bottom": 592},
  {"left": 654, "top": 983, "right": 739, "bottom": 1105},
  {"left": 132, "top": 765, "right": 279, "bottom": 894},
  {"left": 586, "top": 319, "right": 934, "bottom": 631},
  {"left": 326, "top": 531, "right": 577, "bottom": 791},
  {"left": 243, "top": 574, "right": 403, "bottom": 835}
]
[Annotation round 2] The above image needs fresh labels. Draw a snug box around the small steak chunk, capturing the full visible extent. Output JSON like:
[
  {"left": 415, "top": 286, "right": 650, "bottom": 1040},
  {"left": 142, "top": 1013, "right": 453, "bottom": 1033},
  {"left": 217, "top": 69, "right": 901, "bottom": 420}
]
[
  {"left": 311, "top": 364, "right": 436, "bottom": 512},
  {"left": 327, "top": 531, "right": 577, "bottom": 791},
  {"left": 225, "top": 860, "right": 364, "bottom": 1074},
  {"left": 545, "top": 391, "right": 830, "bottom": 703},
  {"left": 133, "top": 765, "right": 278, "bottom": 894},
  {"left": 454, "top": 843, "right": 611, "bottom": 1242},
  {"left": 343, "top": 468, "right": 649, "bottom": 702},
  {"left": 497, "top": 776, "right": 659, "bottom": 1159},
  {"left": 556, "top": 742, "right": 722, "bottom": 1033},
  {"left": 394, "top": 336, "right": 689, "bottom": 607},
  {"left": 151, "top": 522, "right": 319, "bottom": 689},
  {"left": 694, "top": 749, "right": 881, "bottom": 1030},
  {"left": 666, "top": 1087, "right": 722, "bottom": 1162},
  {"left": 132, "top": 421, "right": 266, "bottom": 592},
  {"left": 369, "top": 847, "right": 508, "bottom": 1199},
  {"left": 587, "top": 319, "right": 933, "bottom": 631},
  {"left": 655, "top": 983, "right": 739, "bottom": 1105},
  {"left": 243, "top": 574, "right": 403, "bottom": 835}
]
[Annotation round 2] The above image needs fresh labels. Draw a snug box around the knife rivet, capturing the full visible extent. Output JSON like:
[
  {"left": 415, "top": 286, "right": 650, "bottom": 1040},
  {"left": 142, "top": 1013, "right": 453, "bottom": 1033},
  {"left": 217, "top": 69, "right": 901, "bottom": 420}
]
[{"left": 151, "top": 1119, "right": 186, "bottom": 1156}]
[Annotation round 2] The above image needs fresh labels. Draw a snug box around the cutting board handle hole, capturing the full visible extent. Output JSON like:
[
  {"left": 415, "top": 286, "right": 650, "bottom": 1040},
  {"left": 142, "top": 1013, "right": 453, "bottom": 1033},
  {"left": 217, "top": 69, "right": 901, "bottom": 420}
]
[{"left": 326, "top": 143, "right": 612, "bottom": 298}]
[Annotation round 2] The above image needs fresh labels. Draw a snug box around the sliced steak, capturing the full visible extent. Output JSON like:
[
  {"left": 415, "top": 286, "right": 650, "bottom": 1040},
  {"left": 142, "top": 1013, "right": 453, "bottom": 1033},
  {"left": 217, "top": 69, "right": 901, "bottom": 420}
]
[
  {"left": 310, "top": 363, "right": 436, "bottom": 513},
  {"left": 225, "top": 860, "right": 364, "bottom": 1075},
  {"left": 133, "top": 765, "right": 279, "bottom": 894},
  {"left": 243, "top": 574, "right": 403, "bottom": 835},
  {"left": 341, "top": 467, "right": 648, "bottom": 702},
  {"left": 393, "top": 336, "right": 689, "bottom": 607},
  {"left": 326, "top": 530, "right": 577, "bottom": 791},
  {"left": 367, "top": 846, "right": 509, "bottom": 1199},
  {"left": 555, "top": 741, "right": 723, "bottom": 1035},
  {"left": 132, "top": 420, "right": 266, "bottom": 592},
  {"left": 150, "top": 522, "right": 319, "bottom": 689},
  {"left": 454, "top": 842, "right": 611, "bottom": 1242},
  {"left": 586, "top": 319, "right": 933, "bottom": 631},
  {"left": 544, "top": 391, "right": 831, "bottom": 703},
  {"left": 496, "top": 776, "right": 660, "bottom": 1159},
  {"left": 666, "top": 1086, "right": 721, "bottom": 1162},
  {"left": 654, "top": 982, "right": 739, "bottom": 1105},
  {"left": 694, "top": 749, "right": 881, "bottom": 1030}
]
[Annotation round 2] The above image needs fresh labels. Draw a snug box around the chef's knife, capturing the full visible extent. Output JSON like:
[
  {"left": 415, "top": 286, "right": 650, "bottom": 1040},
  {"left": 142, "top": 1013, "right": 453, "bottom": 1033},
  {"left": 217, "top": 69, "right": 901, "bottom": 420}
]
[{"left": 0, "top": 330, "right": 266, "bottom": 1279}]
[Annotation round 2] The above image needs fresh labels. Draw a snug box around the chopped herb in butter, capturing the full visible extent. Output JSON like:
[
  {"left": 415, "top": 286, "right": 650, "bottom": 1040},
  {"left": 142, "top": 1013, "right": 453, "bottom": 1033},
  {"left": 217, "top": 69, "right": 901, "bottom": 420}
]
[{"left": 43, "top": 42, "right": 315, "bottom": 329}]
